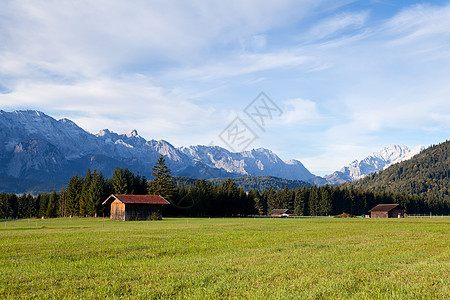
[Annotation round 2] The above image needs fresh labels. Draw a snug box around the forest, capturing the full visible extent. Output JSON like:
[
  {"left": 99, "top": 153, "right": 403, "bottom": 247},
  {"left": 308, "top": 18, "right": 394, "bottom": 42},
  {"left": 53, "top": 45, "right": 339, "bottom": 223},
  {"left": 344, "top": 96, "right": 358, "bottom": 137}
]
[{"left": 1, "top": 167, "right": 448, "bottom": 219}]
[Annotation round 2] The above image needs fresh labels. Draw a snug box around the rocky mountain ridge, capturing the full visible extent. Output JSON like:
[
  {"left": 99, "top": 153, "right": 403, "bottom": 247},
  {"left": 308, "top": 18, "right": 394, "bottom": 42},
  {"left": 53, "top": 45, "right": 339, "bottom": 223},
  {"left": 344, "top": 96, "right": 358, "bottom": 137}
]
[{"left": 0, "top": 110, "right": 321, "bottom": 192}]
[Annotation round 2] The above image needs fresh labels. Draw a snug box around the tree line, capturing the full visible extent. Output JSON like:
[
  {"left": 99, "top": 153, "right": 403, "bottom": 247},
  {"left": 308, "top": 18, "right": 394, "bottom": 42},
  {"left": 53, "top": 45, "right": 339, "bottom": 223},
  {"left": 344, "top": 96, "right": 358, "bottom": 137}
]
[
  {"left": 168, "top": 181, "right": 448, "bottom": 217},
  {"left": 1, "top": 177, "right": 446, "bottom": 219}
]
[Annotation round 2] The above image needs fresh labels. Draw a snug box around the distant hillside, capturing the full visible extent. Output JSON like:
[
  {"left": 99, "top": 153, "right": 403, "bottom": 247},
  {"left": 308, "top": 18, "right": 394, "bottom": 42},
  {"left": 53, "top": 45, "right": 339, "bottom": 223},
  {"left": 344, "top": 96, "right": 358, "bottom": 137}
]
[
  {"left": 347, "top": 140, "right": 449, "bottom": 202},
  {"left": 0, "top": 175, "right": 63, "bottom": 194},
  {"left": 208, "top": 175, "right": 310, "bottom": 191}
]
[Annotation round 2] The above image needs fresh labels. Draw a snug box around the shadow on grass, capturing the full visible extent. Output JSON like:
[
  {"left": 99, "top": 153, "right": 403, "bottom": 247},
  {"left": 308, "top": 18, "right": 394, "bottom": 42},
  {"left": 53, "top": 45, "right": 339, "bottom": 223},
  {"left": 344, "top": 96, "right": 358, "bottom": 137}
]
[{"left": 0, "top": 219, "right": 18, "bottom": 223}]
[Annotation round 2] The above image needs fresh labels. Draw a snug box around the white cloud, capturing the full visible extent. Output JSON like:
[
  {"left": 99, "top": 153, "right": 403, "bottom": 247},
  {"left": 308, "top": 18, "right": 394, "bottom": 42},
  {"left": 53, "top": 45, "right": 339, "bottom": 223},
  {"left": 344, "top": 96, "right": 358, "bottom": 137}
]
[
  {"left": 281, "top": 98, "right": 322, "bottom": 124},
  {"left": 384, "top": 4, "right": 450, "bottom": 41},
  {"left": 171, "top": 51, "right": 312, "bottom": 80},
  {"left": 307, "top": 11, "right": 369, "bottom": 41},
  {"left": 0, "top": 0, "right": 340, "bottom": 80}
]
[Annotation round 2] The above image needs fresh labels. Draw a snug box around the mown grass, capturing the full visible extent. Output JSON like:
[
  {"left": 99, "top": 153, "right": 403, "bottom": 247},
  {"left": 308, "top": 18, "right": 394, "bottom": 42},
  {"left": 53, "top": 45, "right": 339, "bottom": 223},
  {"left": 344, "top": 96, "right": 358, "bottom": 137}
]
[{"left": 0, "top": 217, "right": 448, "bottom": 299}]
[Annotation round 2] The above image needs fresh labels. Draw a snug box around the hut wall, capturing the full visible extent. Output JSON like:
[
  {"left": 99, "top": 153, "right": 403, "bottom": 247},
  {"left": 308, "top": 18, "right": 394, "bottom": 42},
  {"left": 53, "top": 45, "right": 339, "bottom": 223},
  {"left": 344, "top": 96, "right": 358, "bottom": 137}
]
[
  {"left": 110, "top": 199, "right": 125, "bottom": 221},
  {"left": 371, "top": 209, "right": 404, "bottom": 218},
  {"left": 371, "top": 212, "right": 388, "bottom": 218},
  {"left": 125, "top": 204, "right": 162, "bottom": 221},
  {"left": 388, "top": 208, "right": 404, "bottom": 218}
]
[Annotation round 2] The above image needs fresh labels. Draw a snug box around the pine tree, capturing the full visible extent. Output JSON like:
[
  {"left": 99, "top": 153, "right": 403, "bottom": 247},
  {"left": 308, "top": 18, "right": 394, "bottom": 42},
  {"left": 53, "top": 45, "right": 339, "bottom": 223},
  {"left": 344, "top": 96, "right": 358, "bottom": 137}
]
[
  {"left": 124, "top": 168, "right": 136, "bottom": 194},
  {"left": 80, "top": 169, "right": 92, "bottom": 216},
  {"left": 111, "top": 167, "right": 128, "bottom": 194},
  {"left": 280, "top": 186, "right": 294, "bottom": 210},
  {"left": 134, "top": 172, "right": 148, "bottom": 195},
  {"left": 87, "top": 170, "right": 107, "bottom": 216},
  {"left": 46, "top": 190, "right": 58, "bottom": 218},
  {"left": 250, "top": 189, "right": 265, "bottom": 215},
  {"left": 59, "top": 187, "right": 67, "bottom": 217},
  {"left": 38, "top": 193, "right": 49, "bottom": 218},
  {"left": 66, "top": 174, "right": 83, "bottom": 216},
  {"left": 17, "top": 194, "right": 29, "bottom": 219},
  {"left": 308, "top": 185, "right": 320, "bottom": 216},
  {"left": 294, "top": 187, "right": 308, "bottom": 216},
  {"left": 148, "top": 155, "right": 174, "bottom": 201},
  {"left": 266, "top": 187, "right": 277, "bottom": 213},
  {"left": 319, "top": 185, "right": 332, "bottom": 216}
]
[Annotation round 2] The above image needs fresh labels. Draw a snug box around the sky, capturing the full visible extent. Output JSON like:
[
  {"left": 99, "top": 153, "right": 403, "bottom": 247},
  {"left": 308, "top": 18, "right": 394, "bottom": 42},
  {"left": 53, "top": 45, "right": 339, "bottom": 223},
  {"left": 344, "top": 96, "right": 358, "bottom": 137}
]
[{"left": 1, "top": 0, "right": 449, "bottom": 176}]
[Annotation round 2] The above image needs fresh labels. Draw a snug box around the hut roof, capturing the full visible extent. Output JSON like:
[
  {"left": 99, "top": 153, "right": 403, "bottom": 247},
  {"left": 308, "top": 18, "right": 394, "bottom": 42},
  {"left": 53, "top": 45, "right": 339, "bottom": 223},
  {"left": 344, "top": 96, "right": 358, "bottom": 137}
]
[
  {"left": 102, "top": 194, "right": 170, "bottom": 206},
  {"left": 368, "top": 204, "right": 403, "bottom": 212}
]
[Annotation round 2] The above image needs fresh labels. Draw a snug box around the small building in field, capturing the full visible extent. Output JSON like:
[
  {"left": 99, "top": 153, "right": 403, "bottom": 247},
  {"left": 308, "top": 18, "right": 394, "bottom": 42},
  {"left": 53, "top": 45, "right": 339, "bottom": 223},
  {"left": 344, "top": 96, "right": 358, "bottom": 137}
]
[
  {"left": 368, "top": 204, "right": 404, "bottom": 218},
  {"left": 102, "top": 194, "right": 170, "bottom": 221},
  {"left": 269, "top": 209, "right": 297, "bottom": 217}
]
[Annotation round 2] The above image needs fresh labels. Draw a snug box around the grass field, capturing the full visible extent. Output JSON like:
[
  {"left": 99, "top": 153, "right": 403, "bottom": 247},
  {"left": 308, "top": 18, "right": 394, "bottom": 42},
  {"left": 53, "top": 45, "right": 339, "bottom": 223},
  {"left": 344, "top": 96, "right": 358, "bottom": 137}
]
[{"left": 0, "top": 217, "right": 449, "bottom": 299}]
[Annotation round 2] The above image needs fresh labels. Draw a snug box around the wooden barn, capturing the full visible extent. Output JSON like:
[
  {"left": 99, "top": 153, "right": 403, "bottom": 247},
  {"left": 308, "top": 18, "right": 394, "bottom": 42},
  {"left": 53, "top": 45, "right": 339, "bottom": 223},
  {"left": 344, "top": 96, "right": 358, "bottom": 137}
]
[
  {"left": 269, "top": 209, "right": 297, "bottom": 217},
  {"left": 368, "top": 204, "right": 404, "bottom": 218},
  {"left": 102, "top": 194, "right": 170, "bottom": 221}
]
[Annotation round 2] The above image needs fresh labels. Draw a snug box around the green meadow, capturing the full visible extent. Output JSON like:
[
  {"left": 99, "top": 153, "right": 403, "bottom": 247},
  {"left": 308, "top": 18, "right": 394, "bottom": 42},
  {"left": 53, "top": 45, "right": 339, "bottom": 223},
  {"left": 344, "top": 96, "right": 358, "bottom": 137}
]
[{"left": 0, "top": 217, "right": 448, "bottom": 299}]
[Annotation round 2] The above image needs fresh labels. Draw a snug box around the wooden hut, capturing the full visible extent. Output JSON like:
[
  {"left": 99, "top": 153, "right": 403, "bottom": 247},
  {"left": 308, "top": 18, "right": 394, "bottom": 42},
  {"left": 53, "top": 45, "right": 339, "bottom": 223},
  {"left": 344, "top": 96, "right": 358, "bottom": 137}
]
[
  {"left": 269, "top": 209, "right": 297, "bottom": 217},
  {"left": 102, "top": 194, "right": 170, "bottom": 221},
  {"left": 368, "top": 204, "right": 404, "bottom": 218}
]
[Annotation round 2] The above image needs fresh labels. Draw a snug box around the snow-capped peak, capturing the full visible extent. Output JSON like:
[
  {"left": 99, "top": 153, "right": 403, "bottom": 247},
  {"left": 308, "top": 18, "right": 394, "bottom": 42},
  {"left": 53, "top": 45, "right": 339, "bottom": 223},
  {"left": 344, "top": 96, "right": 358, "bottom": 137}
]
[
  {"left": 324, "top": 144, "right": 424, "bottom": 185},
  {"left": 96, "top": 129, "right": 112, "bottom": 137},
  {"left": 126, "top": 129, "right": 139, "bottom": 138}
]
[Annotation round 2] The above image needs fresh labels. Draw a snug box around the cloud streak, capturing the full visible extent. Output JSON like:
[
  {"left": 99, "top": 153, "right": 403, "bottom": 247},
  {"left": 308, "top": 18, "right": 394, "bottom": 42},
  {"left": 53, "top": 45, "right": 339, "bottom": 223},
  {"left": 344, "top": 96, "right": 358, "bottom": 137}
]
[{"left": 0, "top": 1, "right": 449, "bottom": 175}]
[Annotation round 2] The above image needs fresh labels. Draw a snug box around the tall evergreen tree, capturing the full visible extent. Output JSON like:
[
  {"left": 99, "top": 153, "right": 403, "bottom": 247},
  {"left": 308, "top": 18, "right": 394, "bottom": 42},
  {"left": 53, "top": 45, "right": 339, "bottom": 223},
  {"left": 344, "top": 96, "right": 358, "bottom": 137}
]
[
  {"left": 87, "top": 170, "right": 107, "bottom": 216},
  {"left": 294, "top": 187, "right": 308, "bottom": 216},
  {"left": 319, "top": 185, "right": 332, "bottom": 216},
  {"left": 59, "top": 186, "right": 68, "bottom": 217},
  {"left": 38, "top": 193, "right": 49, "bottom": 218},
  {"left": 280, "top": 186, "right": 294, "bottom": 210},
  {"left": 17, "top": 194, "right": 30, "bottom": 219},
  {"left": 148, "top": 155, "right": 174, "bottom": 200},
  {"left": 66, "top": 174, "right": 83, "bottom": 216},
  {"left": 308, "top": 185, "right": 320, "bottom": 216},
  {"left": 46, "top": 190, "right": 59, "bottom": 218},
  {"left": 80, "top": 169, "right": 92, "bottom": 216},
  {"left": 111, "top": 167, "right": 128, "bottom": 194},
  {"left": 134, "top": 172, "right": 148, "bottom": 195},
  {"left": 124, "top": 168, "right": 136, "bottom": 194},
  {"left": 265, "top": 187, "right": 277, "bottom": 213},
  {"left": 250, "top": 189, "right": 265, "bottom": 215}
]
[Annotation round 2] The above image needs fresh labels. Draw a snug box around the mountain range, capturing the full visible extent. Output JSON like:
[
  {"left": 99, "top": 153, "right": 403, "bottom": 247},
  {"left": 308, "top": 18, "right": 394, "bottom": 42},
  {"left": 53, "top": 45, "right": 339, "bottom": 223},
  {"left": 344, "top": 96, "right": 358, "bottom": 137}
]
[
  {"left": 324, "top": 145, "right": 425, "bottom": 185},
  {"left": 0, "top": 110, "right": 321, "bottom": 192},
  {"left": 0, "top": 110, "right": 425, "bottom": 193}
]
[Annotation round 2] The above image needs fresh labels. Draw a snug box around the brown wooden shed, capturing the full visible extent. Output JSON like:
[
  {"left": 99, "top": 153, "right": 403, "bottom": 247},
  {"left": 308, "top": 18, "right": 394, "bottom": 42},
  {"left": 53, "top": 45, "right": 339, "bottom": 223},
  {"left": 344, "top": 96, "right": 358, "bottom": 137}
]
[
  {"left": 102, "top": 194, "right": 170, "bottom": 221},
  {"left": 368, "top": 204, "right": 404, "bottom": 218}
]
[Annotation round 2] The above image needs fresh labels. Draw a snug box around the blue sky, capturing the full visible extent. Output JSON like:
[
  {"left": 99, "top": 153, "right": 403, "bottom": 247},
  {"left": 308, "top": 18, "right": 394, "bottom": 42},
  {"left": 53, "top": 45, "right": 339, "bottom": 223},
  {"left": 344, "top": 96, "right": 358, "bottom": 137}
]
[{"left": 1, "top": 0, "right": 449, "bottom": 175}]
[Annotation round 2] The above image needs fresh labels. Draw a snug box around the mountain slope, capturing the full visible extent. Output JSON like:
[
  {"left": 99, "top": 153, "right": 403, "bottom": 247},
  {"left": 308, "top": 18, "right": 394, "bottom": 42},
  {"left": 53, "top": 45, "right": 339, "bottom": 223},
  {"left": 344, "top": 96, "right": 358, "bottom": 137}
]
[
  {"left": 208, "top": 175, "right": 311, "bottom": 191},
  {"left": 347, "top": 140, "right": 449, "bottom": 201},
  {"left": 173, "top": 175, "right": 311, "bottom": 192},
  {"left": 0, "top": 110, "right": 321, "bottom": 192},
  {"left": 325, "top": 145, "right": 424, "bottom": 185}
]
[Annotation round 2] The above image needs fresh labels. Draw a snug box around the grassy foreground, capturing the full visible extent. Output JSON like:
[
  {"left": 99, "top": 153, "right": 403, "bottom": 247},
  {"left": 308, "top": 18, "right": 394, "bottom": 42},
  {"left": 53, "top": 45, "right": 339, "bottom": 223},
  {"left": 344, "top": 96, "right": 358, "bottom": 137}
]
[{"left": 0, "top": 217, "right": 448, "bottom": 299}]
